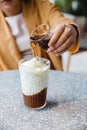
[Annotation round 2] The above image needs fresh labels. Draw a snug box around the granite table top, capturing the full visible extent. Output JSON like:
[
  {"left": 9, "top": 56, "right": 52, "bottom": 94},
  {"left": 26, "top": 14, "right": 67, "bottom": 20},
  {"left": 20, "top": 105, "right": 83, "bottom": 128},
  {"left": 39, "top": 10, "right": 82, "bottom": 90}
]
[{"left": 0, "top": 70, "right": 87, "bottom": 130}]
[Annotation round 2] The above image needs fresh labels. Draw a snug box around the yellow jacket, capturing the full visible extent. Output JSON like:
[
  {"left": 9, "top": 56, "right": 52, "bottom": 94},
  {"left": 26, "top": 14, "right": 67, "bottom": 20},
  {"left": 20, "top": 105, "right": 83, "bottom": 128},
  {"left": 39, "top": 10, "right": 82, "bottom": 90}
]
[{"left": 0, "top": 0, "right": 80, "bottom": 71}]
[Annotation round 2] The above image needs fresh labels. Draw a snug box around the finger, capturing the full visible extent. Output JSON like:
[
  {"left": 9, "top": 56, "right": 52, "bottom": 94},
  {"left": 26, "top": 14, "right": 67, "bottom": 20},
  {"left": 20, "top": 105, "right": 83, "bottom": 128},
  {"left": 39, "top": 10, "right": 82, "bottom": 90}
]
[
  {"left": 52, "top": 36, "right": 75, "bottom": 55},
  {"left": 55, "top": 50, "right": 65, "bottom": 56},
  {"left": 66, "top": 24, "right": 77, "bottom": 38},
  {"left": 55, "top": 25, "right": 72, "bottom": 48},
  {"left": 47, "top": 25, "right": 71, "bottom": 53},
  {"left": 48, "top": 24, "right": 65, "bottom": 46}
]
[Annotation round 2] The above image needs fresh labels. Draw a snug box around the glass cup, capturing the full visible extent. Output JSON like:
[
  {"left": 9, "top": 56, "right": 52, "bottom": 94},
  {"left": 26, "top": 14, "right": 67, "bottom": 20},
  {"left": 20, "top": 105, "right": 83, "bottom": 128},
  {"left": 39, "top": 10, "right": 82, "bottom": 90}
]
[
  {"left": 30, "top": 24, "right": 52, "bottom": 50},
  {"left": 18, "top": 56, "right": 50, "bottom": 110}
]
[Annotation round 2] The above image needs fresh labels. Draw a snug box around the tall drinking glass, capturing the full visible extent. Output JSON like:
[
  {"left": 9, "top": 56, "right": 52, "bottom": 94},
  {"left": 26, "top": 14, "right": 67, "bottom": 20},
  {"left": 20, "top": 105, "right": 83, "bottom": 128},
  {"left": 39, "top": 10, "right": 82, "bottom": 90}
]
[{"left": 18, "top": 56, "right": 50, "bottom": 109}]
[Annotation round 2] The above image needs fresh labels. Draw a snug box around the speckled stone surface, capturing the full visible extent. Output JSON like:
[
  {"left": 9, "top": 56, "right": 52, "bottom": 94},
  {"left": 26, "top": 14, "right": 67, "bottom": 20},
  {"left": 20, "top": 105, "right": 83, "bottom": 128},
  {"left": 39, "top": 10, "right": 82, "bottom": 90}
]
[{"left": 0, "top": 70, "right": 87, "bottom": 130}]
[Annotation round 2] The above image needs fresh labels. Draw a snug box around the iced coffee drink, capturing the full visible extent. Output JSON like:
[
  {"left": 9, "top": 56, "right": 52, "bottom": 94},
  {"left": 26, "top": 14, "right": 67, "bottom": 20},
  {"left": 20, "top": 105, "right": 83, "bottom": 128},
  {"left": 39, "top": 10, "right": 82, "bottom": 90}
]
[{"left": 18, "top": 57, "right": 50, "bottom": 109}]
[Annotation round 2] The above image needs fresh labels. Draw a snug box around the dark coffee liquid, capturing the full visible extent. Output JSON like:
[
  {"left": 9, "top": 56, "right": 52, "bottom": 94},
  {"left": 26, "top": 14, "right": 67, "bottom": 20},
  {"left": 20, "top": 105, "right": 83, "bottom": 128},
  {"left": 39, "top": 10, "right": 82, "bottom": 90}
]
[
  {"left": 30, "top": 34, "right": 51, "bottom": 50},
  {"left": 23, "top": 87, "right": 47, "bottom": 109}
]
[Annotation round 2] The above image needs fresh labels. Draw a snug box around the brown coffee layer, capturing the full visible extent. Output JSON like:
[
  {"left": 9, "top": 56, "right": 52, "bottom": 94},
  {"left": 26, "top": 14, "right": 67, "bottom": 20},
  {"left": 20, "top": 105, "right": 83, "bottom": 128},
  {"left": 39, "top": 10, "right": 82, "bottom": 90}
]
[
  {"left": 23, "top": 87, "right": 47, "bottom": 108},
  {"left": 30, "top": 34, "right": 50, "bottom": 50}
]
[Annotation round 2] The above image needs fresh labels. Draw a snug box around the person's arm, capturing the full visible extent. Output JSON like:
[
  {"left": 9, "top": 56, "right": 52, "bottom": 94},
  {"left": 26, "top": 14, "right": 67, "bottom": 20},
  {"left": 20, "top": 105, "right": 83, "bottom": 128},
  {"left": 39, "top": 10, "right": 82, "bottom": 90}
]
[
  {"left": 47, "top": 2, "right": 80, "bottom": 54},
  {"left": 36, "top": 0, "right": 80, "bottom": 54}
]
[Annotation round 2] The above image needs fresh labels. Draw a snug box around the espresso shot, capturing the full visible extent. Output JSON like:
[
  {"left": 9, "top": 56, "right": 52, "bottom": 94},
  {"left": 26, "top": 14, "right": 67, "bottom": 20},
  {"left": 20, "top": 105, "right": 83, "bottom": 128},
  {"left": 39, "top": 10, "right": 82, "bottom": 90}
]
[{"left": 30, "top": 24, "right": 51, "bottom": 50}]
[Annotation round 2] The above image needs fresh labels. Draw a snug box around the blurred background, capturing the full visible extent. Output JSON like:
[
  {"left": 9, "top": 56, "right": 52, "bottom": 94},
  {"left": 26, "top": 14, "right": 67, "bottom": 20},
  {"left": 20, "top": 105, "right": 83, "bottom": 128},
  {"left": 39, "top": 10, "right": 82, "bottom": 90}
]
[
  {"left": 53, "top": 0, "right": 87, "bottom": 38},
  {"left": 50, "top": 0, "right": 87, "bottom": 75}
]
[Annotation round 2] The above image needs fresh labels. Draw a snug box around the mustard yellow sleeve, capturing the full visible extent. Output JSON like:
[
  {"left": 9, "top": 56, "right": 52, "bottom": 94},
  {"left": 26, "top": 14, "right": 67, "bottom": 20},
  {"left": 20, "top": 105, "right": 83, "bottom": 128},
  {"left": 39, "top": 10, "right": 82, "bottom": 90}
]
[{"left": 0, "top": 64, "right": 3, "bottom": 71}]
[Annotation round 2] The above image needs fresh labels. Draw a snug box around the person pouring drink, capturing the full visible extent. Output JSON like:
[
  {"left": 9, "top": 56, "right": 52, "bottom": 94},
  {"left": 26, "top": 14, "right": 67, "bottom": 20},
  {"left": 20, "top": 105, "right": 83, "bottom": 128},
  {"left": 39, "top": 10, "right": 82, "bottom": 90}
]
[{"left": 0, "top": 0, "right": 80, "bottom": 71}]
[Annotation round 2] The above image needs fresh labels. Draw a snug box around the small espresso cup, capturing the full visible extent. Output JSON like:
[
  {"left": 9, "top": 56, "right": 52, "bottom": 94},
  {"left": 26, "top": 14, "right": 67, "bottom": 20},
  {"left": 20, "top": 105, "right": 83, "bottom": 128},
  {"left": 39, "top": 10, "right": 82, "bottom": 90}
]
[
  {"left": 30, "top": 24, "right": 52, "bottom": 50},
  {"left": 18, "top": 56, "right": 50, "bottom": 110}
]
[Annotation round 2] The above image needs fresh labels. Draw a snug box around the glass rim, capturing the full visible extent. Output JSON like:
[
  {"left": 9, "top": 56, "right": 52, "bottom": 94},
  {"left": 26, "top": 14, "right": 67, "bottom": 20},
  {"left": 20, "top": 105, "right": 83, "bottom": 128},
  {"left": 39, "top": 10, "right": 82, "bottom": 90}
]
[
  {"left": 18, "top": 56, "right": 50, "bottom": 69},
  {"left": 30, "top": 24, "right": 50, "bottom": 38}
]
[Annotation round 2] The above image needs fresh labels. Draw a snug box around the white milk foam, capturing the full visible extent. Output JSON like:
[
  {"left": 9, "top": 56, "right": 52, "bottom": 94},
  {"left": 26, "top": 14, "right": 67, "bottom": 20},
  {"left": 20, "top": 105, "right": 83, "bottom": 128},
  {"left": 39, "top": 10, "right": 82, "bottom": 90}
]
[{"left": 19, "top": 57, "right": 50, "bottom": 95}]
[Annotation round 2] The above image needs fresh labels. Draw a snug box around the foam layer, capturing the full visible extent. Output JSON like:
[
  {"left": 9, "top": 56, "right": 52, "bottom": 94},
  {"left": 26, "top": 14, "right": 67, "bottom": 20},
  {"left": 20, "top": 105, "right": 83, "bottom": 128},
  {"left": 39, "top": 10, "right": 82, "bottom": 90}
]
[{"left": 19, "top": 57, "right": 50, "bottom": 95}]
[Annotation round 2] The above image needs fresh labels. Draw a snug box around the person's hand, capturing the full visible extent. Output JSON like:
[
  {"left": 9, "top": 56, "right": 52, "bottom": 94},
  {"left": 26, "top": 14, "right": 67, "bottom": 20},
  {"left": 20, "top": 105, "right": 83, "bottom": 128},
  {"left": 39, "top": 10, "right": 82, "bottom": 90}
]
[{"left": 47, "top": 24, "right": 77, "bottom": 56}]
